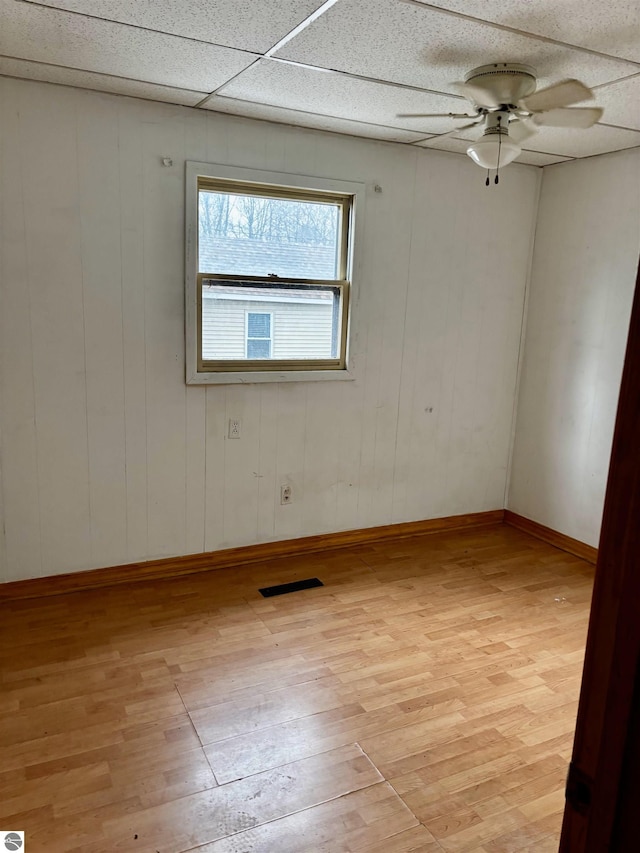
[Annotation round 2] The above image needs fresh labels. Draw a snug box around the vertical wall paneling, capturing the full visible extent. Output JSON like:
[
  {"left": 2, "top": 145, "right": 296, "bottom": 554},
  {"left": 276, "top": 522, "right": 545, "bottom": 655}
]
[
  {"left": 185, "top": 370, "right": 207, "bottom": 555},
  {"left": 394, "top": 154, "right": 459, "bottom": 523},
  {"left": 330, "top": 152, "right": 371, "bottom": 534},
  {"left": 301, "top": 381, "right": 341, "bottom": 535},
  {"left": 76, "top": 94, "right": 128, "bottom": 569},
  {"left": 352, "top": 179, "right": 391, "bottom": 530},
  {"left": 0, "top": 79, "right": 43, "bottom": 580},
  {"left": 502, "top": 174, "right": 542, "bottom": 510},
  {"left": 19, "top": 85, "right": 93, "bottom": 576},
  {"left": 255, "top": 384, "right": 278, "bottom": 542},
  {"left": 396, "top": 155, "right": 540, "bottom": 523},
  {"left": 142, "top": 107, "right": 188, "bottom": 558},
  {"left": 273, "top": 383, "right": 307, "bottom": 543},
  {"left": 183, "top": 110, "right": 208, "bottom": 556},
  {"left": 446, "top": 166, "right": 540, "bottom": 511},
  {"left": 118, "top": 100, "right": 149, "bottom": 563},
  {"left": 0, "top": 78, "right": 542, "bottom": 582},
  {"left": 333, "top": 377, "right": 363, "bottom": 532},
  {"left": 368, "top": 155, "right": 417, "bottom": 529},
  {"left": 203, "top": 385, "right": 226, "bottom": 553},
  {"left": 508, "top": 149, "right": 640, "bottom": 547},
  {"left": 222, "top": 384, "right": 261, "bottom": 546}
]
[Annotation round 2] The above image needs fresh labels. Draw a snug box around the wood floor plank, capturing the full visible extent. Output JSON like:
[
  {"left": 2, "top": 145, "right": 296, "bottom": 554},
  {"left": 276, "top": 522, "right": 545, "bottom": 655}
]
[
  {"left": 0, "top": 524, "right": 593, "bottom": 852},
  {"left": 174, "top": 657, "right": 334, "bottom": 705},
  {"left": 478, "top": 812, "right": 563, "bottom": 852},
  {"left": 432, "top": 807, "right": 533, "bottom": 852},
  {"left": 190, "top": 783, "right": 421, "bottom": 852},
  {"left": 189, "top": 675, "right": 356, "bottom": 744},
  {"left": 203, "top": 702, "right": 366, "bottom": 783},
  {"left": 64, "top": 744, "right": 381, "bottom": 852},
  {"left": 358, "top": 824, "right": 443, "bottom": 852},
  {"left": 0, "top": 762, "right": 113, "bottom": 822}
]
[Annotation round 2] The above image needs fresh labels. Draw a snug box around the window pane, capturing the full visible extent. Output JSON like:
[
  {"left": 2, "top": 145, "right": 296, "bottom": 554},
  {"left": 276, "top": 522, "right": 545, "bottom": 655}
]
[
  {"left": 198, "top": 191, "right": 340, "bottom": 279},
  {"left": 202, "top": 280, "right": 341, "bottom": 362},
  {"left": 247, "top": 339, "right": 271, "bottom": 359},
  {"left": 247, "top": 312, "right": 271, "bottom": 339}
]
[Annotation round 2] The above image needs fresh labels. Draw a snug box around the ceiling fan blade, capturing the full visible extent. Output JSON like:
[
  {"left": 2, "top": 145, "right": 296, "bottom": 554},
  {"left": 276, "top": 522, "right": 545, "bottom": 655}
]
[
  {"left": 520, "top": 79, "right": 593, "bottom": 112},
  {"left": 533, "top": 107, "right": 603, "bottom": 128},
  {"left": 509, "top": 117, "right": 538, "bottom": 143},
  {"left": 396, "top": 112, "right": 477, "bottom": 119},
  {"left": 434, "top": 118, "right": 485, "bottom": 141},
  {"left": 452, "top": 81, "right": 500, "bottom": 109}
]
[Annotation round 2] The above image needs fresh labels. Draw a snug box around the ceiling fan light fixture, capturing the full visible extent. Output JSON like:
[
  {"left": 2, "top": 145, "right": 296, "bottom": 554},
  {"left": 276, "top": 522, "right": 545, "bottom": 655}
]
[{"left": 466, "top": 135, "right": 522, "bottom": 169}]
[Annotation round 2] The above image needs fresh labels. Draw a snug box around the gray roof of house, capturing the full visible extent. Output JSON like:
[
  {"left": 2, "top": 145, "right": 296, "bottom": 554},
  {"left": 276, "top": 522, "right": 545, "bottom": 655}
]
[{"left": 199, "top": 235, "right": 338, "bottom": 280}]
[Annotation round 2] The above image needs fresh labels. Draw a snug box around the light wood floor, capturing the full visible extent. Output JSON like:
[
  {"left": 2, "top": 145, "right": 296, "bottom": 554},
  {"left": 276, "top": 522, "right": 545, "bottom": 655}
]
[{"left": 0, "top": 524, "right": 594, "bottom": 852}]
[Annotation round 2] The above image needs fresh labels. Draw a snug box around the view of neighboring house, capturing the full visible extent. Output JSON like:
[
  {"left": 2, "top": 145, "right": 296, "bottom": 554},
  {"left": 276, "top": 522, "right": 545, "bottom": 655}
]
[{"left": 199, "top": 236, "right": 340, "bottom": 360}]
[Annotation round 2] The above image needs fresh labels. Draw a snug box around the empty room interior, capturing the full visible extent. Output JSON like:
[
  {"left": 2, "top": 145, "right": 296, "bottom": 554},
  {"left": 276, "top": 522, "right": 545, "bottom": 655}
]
[{"left": 1, "top": 0, "right": 640, "bottom": 851}]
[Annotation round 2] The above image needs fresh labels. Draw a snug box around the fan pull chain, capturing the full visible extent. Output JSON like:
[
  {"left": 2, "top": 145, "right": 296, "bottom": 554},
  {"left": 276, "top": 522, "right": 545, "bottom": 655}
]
[{"left": 486, "top": 170, "right": 490, "bottom": 187}]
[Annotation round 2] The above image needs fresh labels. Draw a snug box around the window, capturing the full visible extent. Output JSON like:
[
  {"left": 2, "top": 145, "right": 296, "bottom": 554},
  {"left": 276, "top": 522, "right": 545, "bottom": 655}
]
[
  {"left": 186, "top": 163, "right": 361, "bottom": 384},
  {"left": 246, "top": 312, "right": 272, "bottom": 359}
]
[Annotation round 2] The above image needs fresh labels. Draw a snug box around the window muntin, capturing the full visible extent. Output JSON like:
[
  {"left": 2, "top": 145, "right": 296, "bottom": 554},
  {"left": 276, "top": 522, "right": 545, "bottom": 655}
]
[{"left": 195, "top": 176, "right": 352, "bottom": 374}]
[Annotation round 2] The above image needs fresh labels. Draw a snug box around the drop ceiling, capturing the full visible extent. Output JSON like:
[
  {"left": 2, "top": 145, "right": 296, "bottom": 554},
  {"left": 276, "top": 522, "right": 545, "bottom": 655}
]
[{"left": 1, "top": 0, "right": 639, "bottom": 166}]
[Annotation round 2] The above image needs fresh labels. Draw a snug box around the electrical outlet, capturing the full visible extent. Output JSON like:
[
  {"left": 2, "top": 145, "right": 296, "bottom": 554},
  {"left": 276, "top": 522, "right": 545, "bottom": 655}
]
[
  {"left": 280, "top": 484, "right": 292, "bottom": 505},
  {"left": 228, "top": 418, "right": 241, "bottom": 439}
]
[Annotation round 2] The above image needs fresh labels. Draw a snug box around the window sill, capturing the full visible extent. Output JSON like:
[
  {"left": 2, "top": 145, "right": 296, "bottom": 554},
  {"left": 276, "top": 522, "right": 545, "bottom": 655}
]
[{"left": 187, "top": 368, "right": 355, "bottom": 385}]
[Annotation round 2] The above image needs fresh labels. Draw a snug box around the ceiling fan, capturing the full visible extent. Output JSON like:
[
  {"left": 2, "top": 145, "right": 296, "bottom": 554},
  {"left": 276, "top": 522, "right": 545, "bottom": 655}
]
[{"left": 399, "top": 63, "right": 603, "bottom": 183}]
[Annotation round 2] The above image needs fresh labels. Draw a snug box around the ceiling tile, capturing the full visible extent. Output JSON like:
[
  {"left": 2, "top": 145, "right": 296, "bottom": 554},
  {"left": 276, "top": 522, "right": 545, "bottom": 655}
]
[
  {"left": 0, "top": 0, "right": 257, "bottom": 92},
  {"left": 21, "top": 0, "right": 327, "bottom": 54},
  {"left": 218, "top": 58, "right": 472, "bottom": 134},
  {"left": 513, "top": 150, "right": 574, "bottom": 166},
  {"left": 416, "top": 134, "right": 572, "bottom": 165},
  {"left": 202, "top": 95, "right": 432, "bottom": 143},
  {"left": 518, "top": 123, "right": 640, "bottom": 157},
  {"left": 277, "top": 0, "right": 637, "bottom": 94},
  {"left": 592, "top": 74, "right": 640, "bottom": 130},
  {"left": 413, "top": 0, "right": 640, "bottom": 64},
  {"left": 0, "top": 57, "right": 206, "bottom": 105}
]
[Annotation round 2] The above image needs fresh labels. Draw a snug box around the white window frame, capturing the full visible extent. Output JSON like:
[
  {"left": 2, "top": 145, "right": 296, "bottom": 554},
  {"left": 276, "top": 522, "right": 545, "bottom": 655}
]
[
  {"left": 245, "top": 311, "right": 273, "bottom": 359},
  {"left": 185, "top": 162, "right": 364, "bottom": 385}
]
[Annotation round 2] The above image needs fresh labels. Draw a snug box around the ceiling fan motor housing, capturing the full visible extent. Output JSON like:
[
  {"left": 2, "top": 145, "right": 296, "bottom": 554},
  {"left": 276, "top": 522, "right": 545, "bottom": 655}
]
[
  {"left": 466, "top": 110, "right": 522, "bottom": 170},
  {"left": 464, "top": 63, "right": 537, "bottom": 107},
  {"left": 482, "top": 111, "right": 513, "bottom": 137}
]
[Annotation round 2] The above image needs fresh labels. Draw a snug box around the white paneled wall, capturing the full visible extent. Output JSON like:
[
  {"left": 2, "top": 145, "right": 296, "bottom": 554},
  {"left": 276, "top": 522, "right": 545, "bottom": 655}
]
[
  {"left": 508, "top": 148, "right": 640, "bottom": 547},
  {"left": 0, "top": 78, "right": 539, "bottom": 582}
]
